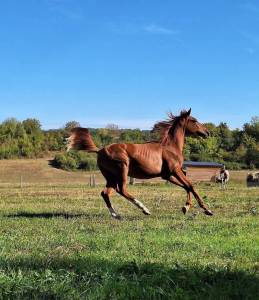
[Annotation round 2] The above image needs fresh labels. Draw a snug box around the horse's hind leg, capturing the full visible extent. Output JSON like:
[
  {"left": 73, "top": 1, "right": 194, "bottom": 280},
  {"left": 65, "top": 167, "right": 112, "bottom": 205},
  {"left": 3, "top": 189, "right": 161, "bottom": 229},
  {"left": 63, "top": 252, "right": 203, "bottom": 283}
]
[
  {"left": 117, "top": 164, "right": 151, "bottom": 215},
  {"left": 117, "top": 186, "right": 151, "bottom": 215},
  {"left": 101, "top": 186, "right": 121, "bottom": 219},
  {"left": 99, "top": 167, "right": 121, "bottom": 219}
]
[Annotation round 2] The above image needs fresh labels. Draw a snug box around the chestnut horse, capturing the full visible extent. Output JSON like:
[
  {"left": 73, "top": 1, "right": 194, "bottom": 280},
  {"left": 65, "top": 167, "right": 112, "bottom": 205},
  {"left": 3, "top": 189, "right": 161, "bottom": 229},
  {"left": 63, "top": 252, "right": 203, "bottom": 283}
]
[{"left": 67, "top": 109, "right": 213, "bottom": 218}]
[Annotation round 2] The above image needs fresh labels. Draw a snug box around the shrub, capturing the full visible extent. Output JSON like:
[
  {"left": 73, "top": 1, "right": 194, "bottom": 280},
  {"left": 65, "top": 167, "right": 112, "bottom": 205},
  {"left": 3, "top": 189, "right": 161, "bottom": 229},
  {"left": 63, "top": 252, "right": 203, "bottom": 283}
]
[
  {"left": 53, "top": 153, "right": 78, "bottom": 171},
  {"left": 53, "top": 152, "right": 97, "bottom": 171},
  {"left": 224, "top": 162, "right": 244, "bottom": 170},
  {"left": 78, "top": 155, "right": 97, "bottom": 170}
]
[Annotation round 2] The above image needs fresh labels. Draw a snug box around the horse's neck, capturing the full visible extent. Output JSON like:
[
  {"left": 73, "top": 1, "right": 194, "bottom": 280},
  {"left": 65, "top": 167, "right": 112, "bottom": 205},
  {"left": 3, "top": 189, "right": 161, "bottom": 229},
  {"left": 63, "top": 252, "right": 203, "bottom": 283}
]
[{"left": 166, "top": 124, "right": 185, "bottom": 153}]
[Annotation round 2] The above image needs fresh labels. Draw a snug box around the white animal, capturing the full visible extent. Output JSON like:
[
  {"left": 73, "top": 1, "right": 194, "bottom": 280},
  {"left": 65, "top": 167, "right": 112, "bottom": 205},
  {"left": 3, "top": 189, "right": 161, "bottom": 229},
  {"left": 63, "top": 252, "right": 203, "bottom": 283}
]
[{"left": 216, "top": 167, "right": 230, "bottom": 189}]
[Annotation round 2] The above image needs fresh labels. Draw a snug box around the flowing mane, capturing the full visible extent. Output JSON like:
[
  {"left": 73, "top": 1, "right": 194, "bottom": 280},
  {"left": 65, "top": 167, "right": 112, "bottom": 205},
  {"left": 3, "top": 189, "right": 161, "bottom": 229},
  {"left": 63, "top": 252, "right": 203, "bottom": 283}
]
[{"left": 152, "top": 111, "right": 188, "bottom": 145}]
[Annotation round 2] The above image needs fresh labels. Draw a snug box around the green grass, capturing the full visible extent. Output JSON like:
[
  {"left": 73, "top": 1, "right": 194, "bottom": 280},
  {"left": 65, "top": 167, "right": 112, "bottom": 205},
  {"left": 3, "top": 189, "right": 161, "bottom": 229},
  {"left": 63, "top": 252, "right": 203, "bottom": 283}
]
[{"left": 0, "top": 182, "right": 258, "bottom": 299}]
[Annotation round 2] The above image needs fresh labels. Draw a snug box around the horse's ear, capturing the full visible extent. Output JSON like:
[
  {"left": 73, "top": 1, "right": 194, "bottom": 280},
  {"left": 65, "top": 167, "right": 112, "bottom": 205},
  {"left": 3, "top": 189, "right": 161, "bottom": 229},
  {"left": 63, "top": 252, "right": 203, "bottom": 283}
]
[{"left": 180, "top": 109, "right": 191, "bottom": 118}]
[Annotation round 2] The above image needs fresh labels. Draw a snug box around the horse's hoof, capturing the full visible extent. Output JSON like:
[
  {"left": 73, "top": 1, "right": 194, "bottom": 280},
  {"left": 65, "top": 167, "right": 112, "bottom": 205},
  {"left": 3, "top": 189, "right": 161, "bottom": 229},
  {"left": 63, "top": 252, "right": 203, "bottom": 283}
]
[
  {"left": 111, "top": 213, "right": 122, "bottom": 220},
  {"left": 143, "top": 209, "right": 151, "bottom": 215},
  {"left": 182, "top": 206, "right": 188, "bottom": 214},
  {"left": 204, "top": 210, "right": 213, "bottom": 216}
]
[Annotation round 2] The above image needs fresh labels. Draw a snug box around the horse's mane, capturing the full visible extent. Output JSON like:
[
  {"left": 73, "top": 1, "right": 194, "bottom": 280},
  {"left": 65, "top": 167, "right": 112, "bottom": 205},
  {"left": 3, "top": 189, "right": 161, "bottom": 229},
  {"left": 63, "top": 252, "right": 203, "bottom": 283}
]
[{"left": 152, "top": 110, "right": 188, "bottom": 145}]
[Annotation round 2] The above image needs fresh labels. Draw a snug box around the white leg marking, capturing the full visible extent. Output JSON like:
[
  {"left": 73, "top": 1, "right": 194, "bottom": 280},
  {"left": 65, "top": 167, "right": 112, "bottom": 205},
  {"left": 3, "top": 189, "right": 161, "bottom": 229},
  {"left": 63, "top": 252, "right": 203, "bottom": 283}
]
[
  {"left": 134, "top": 198, "right": 151, "bottom": 215},
  {"left": 108, "top": 207, "right": 118, "bottom": 218},
  {"left": 184, "top": 205, "right": 190, "bottom": 212}
]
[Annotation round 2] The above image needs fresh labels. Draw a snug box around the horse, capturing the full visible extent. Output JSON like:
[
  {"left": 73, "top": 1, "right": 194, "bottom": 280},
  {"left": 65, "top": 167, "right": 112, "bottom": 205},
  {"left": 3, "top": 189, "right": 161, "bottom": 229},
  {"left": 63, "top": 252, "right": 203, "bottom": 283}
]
[
  {"left": 216, "top": 166, "right": 230, "bottom": 189},
  {"left": 67, "top": 109, "right": 213, "bottom": 218}
]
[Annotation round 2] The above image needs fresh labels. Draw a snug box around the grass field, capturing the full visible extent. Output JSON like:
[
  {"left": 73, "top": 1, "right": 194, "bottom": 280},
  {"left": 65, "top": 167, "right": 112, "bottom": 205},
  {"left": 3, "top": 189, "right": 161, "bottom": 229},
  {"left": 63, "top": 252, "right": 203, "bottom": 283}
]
[{"left": 0, "top": 159, "right": 258, "bottom": 299}]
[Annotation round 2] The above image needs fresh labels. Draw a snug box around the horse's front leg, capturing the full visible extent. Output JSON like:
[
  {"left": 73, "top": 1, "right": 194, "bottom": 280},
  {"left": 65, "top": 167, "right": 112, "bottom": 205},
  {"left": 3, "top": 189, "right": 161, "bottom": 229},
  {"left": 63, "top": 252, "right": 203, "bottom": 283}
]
[
  {"left": 172, "top": 167, "right": 213, "bottom": 216},
  {"left": 167, "top": 175, "right": 193, "bottom": 214}
]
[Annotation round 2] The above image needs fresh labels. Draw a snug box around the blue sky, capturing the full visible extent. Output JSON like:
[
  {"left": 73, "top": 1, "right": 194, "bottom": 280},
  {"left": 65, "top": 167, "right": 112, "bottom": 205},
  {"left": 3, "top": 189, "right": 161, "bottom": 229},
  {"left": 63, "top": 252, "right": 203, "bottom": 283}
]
[{"left": 0, "top": 0, "right": 258, "bottom": 129}]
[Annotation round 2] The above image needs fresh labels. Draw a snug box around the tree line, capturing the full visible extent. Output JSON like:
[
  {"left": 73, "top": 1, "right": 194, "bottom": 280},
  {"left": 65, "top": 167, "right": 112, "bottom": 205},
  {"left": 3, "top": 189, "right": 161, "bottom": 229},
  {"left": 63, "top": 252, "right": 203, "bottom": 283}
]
[{"left": 0, "top": 117, "right": 258, "bottom": 170}]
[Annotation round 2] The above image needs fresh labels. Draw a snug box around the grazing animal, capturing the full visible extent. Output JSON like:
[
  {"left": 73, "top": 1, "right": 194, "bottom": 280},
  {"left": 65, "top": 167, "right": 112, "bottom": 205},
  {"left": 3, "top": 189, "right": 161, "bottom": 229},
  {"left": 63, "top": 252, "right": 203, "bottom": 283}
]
[
  {"left": 67, "top": 109, "right": 213, "bottom": 218},
  {"left": 216, "top": 165, "right": 230, "bottom": 189}
]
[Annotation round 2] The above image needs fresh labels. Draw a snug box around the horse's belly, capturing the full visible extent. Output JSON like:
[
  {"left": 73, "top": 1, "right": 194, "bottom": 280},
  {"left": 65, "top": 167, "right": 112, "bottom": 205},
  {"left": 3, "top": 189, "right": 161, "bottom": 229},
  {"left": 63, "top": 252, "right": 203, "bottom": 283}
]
[{"left": 128, "top": 159, "right": 162, "bottom": 179}]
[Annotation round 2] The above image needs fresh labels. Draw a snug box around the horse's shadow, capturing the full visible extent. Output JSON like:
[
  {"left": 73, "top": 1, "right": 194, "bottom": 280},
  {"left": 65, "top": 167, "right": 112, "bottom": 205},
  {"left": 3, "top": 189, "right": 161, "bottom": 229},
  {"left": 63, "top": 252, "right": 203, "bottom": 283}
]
[
  {"left": 4, "top": 211, "right": 106, "bottom": 219},
  {"left": 4, "top": 211, "right": 192, "bottom": 221}
]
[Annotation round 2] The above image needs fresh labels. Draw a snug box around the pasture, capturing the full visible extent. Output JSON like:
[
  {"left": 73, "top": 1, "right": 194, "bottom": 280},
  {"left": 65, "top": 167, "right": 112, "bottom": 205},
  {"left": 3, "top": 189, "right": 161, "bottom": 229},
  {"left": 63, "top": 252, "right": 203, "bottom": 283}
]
[{"left": 0, "top": 159, "right": 258, "bottom": 299}]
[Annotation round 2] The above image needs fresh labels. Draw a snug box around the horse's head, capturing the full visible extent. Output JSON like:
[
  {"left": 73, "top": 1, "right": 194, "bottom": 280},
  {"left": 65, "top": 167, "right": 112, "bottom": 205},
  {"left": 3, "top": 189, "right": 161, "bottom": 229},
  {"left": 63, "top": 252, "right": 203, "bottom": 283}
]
[
  {"left": 152, "top": 108, "right": 209, "bottom": 145},
  {"left": 184, "top": 109, "right": 209, "bottom": 138}
]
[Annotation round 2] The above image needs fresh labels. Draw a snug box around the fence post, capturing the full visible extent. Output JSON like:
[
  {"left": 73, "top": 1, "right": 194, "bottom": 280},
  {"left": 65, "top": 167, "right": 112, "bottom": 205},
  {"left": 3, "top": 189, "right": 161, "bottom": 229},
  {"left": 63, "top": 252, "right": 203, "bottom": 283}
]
[
  {"left": 20, "top": 175, "right": 23, "bottom": 189},
  {"left": 89, "top": 174, "right": 96, "bottom": 187}
]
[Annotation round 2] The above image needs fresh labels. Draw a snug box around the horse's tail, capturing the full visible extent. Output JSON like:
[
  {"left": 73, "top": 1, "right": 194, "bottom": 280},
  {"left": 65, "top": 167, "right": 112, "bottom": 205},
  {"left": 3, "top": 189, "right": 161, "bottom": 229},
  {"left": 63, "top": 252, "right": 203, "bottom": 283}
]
[{"left": 67, "top": 127, "right": 99, "bottom": 153}]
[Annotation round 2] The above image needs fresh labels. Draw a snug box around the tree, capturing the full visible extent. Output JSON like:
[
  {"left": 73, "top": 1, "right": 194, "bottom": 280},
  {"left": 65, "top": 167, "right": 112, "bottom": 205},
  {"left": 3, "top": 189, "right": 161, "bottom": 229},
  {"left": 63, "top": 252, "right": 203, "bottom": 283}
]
[
  {"left": 242, "top": 133, "right": 257, "bottom": 149},
  {"left": 245, "top": 147, "right": 259, "bottom": 168},
  {"left": 96, "top": 128, "right": 113, "bottom": 146},
  {"left": 1, "top": 118, "right": 19, "bottom": 138},
  {"left": 243, "top": 116, "right": 259, "bottom": 141},
  {"left": 120, "top": 129, "right": 144, "bottom": 143},
  {"left": 203, "top": 122, "right": 218, "bottom": 136},
  {"left": 64, "top": 121, "right": 81, "bottom": 133},
  {"left": 217, "top": 122, "right": 234, "bottom": 151},
  {"left": 22, "top": 119, "right": 41, "bottom": 135},
  {"left": 106, "top": 123, "right": 120, "bottom": 139},
  {"left": 44, "top": 130, "right": 65, "bottom": 151},
  {"left": 106, "top": 123, "right": 119, "bottom": 131}
]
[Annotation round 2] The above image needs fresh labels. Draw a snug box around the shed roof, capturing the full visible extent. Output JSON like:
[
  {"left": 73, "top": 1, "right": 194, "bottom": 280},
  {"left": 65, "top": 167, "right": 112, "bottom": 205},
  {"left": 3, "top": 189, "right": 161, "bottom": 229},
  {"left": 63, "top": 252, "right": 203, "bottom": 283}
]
[{"left": 183, "top": 161, "right": 223, "bottom": 168}]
